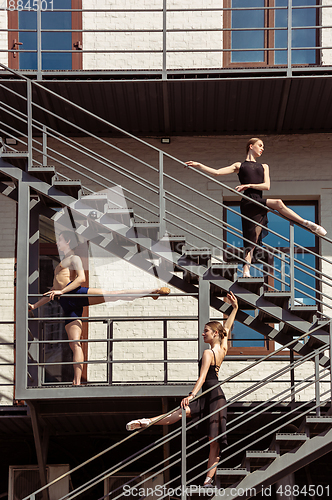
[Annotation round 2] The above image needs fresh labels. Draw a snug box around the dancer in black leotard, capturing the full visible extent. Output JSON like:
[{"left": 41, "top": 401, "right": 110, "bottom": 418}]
[
  {"left": 126, "top": 291, "right": 238, "bottom": 487},
  {"left": 185, "top": 138, "right": 326, "bottom": 277}
]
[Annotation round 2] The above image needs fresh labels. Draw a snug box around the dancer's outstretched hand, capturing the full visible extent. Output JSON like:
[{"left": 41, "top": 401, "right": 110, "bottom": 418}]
[{"left": 224, "top": 291, "right": 238, "bottom": 308}]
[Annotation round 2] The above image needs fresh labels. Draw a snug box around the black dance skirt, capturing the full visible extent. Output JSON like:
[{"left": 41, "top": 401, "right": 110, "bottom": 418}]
[
  {"left": 240, "top": 190, "right": 268, "bottom": 260},
  {"left": 189, "top": 380, "right": 227, "bottom": 450}
]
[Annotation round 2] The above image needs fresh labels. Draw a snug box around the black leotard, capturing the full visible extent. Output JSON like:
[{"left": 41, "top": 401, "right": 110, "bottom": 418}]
[
  {"left": 189, "top": 351, "right": 227, "bottom": 450},
  {"left": 238, "top": 161, "right": 268, "bottom": 257}
]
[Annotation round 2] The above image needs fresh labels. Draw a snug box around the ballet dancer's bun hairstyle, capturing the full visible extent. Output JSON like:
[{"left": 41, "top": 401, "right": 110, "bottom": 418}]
[
  {"left": 205, "top": 321, "right": 227, "bottom": 342},
  {"left": 59, "top": 230, "right": 79, "bottom": 250},
  {"left": 246, "top": 137, "right": 261, "bottom": 154}
]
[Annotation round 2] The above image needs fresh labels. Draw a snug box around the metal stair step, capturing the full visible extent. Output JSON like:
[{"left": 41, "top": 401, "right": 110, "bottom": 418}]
[
  {"left": 1, "top": 151, "right": 28, "bottom": 170},
  {"left": 29, "top": 166, "right": 55, "bottom": 184},
  {"left": 289, "top": 305, "right": 317, "bottom": 322},
  {"left": 132, "top": 221, "right": 159, "bottom": 239},
  {"left": 204, "top": 262, "right": 238, "bottom": 281},
  {"left": 263, "top": 291, "right": 291, "bottom": 307},
  {"left": 216, "top": 468, "right": 249, "bottom": 486},
  {"left": 275, "top": 433, "right": 308, "bottom": 452},
  {"left": 181, "top": 247, "right": 212, "bottom": 266},
  {"left": 237, "top": 276, "right": 264, "bottom": 294},
  {"left": 305, "top": 416, "right": 332, "bottom": 435},
  {"left": 245, "top": 450, "right": 279, "bottom": 470},
  {"left": 52, "top": 179, "right": 82, "bottom": 199}
]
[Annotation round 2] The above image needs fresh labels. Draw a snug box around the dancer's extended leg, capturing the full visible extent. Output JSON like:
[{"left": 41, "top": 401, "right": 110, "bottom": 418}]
[
  {"left": 126, "top": 407, "right": 191, "bottom": 431},
  {"left": 66, "top": 320, "right": 84, "bottom": 385},
  {"left": 87, "top": 286, "right": 170, "bottom": 306},
  {"left": 266, "top": 199, "right": 326, "bottom": 236}
]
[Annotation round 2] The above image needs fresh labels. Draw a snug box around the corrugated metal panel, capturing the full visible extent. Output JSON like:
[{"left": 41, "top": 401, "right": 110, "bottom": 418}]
[{"left": 0, "top": 76, "right": 331, "bottom": 137}]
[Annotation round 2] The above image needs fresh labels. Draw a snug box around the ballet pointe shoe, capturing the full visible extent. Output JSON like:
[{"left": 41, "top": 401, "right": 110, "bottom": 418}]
[
  {"left": 202, "top": 476, "right": 214, "bottom": 488},
  {"left": 303, "top": 220, "right": 327, "bottom": 237},
  {"left": 126, "top": 418, "right": 151, "bottom": 431},
  {"left": 152, "top": 287, "right": 170, "bottom": 300},
  {"left": 243, "top": 271, "right": 251, "bottom": 278}
]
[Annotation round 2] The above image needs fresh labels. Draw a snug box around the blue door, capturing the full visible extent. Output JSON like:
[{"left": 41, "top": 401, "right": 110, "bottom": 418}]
[{"left": 18, "top": 0, "right": 72, "bottom": 70}]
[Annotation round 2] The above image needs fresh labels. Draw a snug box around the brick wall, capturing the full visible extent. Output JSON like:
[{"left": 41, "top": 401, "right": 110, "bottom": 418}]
[{"left": 0, "top": 195, "right": 16, "bottom": 405}]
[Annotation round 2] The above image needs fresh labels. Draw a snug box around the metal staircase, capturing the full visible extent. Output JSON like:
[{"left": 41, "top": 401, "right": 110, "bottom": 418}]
[
  {"left": 0, "top": 153, "right": 331, "bottom": 372},
  {"left": 1, "top": 64, "right": 332, "bottom": 499},
  {"left": 1, "top": 64, "right": 332, "bottom": 396}
]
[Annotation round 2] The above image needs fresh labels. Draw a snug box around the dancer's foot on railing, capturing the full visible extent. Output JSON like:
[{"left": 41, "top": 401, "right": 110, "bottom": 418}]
[
  {"left": 303, "top": 220, "right": 327, "bottom": 236},
  {"left": 152, "top": 287, "right": 170, "bottom": 300},
  {"left": 126, "top": 418, "right": 151, "bottom": 431}
]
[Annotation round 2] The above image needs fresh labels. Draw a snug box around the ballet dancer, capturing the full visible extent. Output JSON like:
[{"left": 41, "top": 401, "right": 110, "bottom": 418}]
[
  {"left": 185, "top": 138, "right": 326, "bottom": 277},
  {"left": 126, "top": 291, "right": 238, "bottom": 487},
  {"left": 28, "top": 231, "right": 170, "bottom": 385}
]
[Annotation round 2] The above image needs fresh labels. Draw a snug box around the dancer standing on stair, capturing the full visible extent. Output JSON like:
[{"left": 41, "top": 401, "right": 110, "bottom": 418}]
[
  {"left": 28, "top": 231, "right": 170, "bottom": 386},
  {"left": 185, "top": 138, "right": 326, "bottom": 277},
  {"left": 126, "top": 291, "right": 238, "bottom": 488}
]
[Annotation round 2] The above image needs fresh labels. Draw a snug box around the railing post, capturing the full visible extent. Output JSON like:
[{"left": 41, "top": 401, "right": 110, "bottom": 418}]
[
  {"left": 37, "top": 0, "right": 42, "bottom": 80},
  {"left": 107, "top": 320, "right": 113, "bottom": 385},
  {"left": 289, "top": 221, "right": 295, "bottom": 308},
  {"left": 290, "top": 350, "right": 295, "bottom": 410},
  {"left": 314, "top": 349, "right": 320, "bottom": 417},
  {"left": 287, "top": 0, "right": 292, "bottom": 77},
  {"left": 181, "top": 406, "right": 186, "bottom": 499},
  {"left": 42, "top": 126, "right": 47, "bottom": 165},
  {"left": 163, "top": 319, "right": 168, "bottom": 384},
  {"left": 27, "top": 79, "right": 33, "bottom": 169},
  {"left": 159, "top": 151, "right": 166, "bottom": 236},
  {"left": 162, "top": 0, "right": 167, "bottom": 80}
]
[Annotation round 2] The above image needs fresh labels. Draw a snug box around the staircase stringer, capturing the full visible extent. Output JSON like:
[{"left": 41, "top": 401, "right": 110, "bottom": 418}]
[{"left": 215, "top": 427, "right": 332, "bottom": 500}]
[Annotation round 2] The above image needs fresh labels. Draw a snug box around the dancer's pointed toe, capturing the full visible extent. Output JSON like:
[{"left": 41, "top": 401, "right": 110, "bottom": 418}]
[
  {"left": 152, "top": 287, "right": 170, "bottom": 300},
  {"left": 126, "top": 418, "right": 151, "bottom": 431}
]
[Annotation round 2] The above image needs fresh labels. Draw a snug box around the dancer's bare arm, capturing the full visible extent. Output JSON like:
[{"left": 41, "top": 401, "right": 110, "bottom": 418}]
[
  {"left": 181, "top": 350, "right": 214, "bottom": 408},
  {"left": 185, "top": 161, "right": 241, "bottom": 177}
]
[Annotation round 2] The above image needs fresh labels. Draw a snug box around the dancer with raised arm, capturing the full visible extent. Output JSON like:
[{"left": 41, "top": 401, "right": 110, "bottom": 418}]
[
  {"left": 28, "top": 231, "right": 170, "bottom": 385},
  {"left": 126, "top": 291, "right": 238, "bottom": 487},
  {"left": 185, "top": 138, "right": 326, "bottom": 277}
]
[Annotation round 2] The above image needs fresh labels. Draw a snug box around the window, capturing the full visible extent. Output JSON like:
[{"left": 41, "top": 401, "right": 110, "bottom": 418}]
[
  {"left": 8, "top": 0, "right": 82, "bottom": 71},
  {"left": 224, "top": 201, "right": 319, "bottom": 352},
  {"left": 223, "top": 0, "right": 318, "bottom": 67}
]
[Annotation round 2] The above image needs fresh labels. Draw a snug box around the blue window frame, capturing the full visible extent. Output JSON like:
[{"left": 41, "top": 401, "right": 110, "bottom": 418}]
[
  {"left": 225, "top": 202, "right": 318, "bottom": 349},
  {"left": 224, "top": 0, "right": 318, "bottom": 66}
]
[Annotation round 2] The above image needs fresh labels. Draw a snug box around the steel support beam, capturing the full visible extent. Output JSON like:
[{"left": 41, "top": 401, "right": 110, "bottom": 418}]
[
  {"left": 28, "top": 401, "right": 49, "bottom": 500},
  {"left": 15, "top": 180, "right": 30, "bottom": 398}
]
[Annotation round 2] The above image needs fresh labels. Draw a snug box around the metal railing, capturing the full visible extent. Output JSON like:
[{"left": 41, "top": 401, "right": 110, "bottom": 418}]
[
  {"left": 1, "top": 64, "right": 332, "bottom": 313},
  {"left": 22, "top": 323, "right": 332, "bottom": 499},
  {"left": 0, "top": 2, "right": 332, "bottom": 78}
]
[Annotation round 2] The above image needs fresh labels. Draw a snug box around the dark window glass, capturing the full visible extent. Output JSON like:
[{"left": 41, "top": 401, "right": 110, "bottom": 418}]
[
  {"left": 19, "top": 0, "right": 72, "bottom": 70},
  {"left": 226, "top": 202, "right": 317, "bottom": 346},
  {"left": 231, "top": 0, "right": 265, "bottom": 63}
]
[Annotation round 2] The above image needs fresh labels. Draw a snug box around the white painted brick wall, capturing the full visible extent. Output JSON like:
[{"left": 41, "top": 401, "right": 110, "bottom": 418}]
[
  {"left": 0, "top": 195, "right": 16, "bottom": 405},
  {"left": 0, "top": 9, "right": 7, "bottom": 66},
  {"left": 322, "top": 0, "right": 332, "bottom": 65}
]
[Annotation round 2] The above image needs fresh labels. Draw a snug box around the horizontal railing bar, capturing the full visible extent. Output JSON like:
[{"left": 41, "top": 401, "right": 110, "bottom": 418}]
[{"left": 32, "top": 122, "right": 160, "bottom": 192}]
